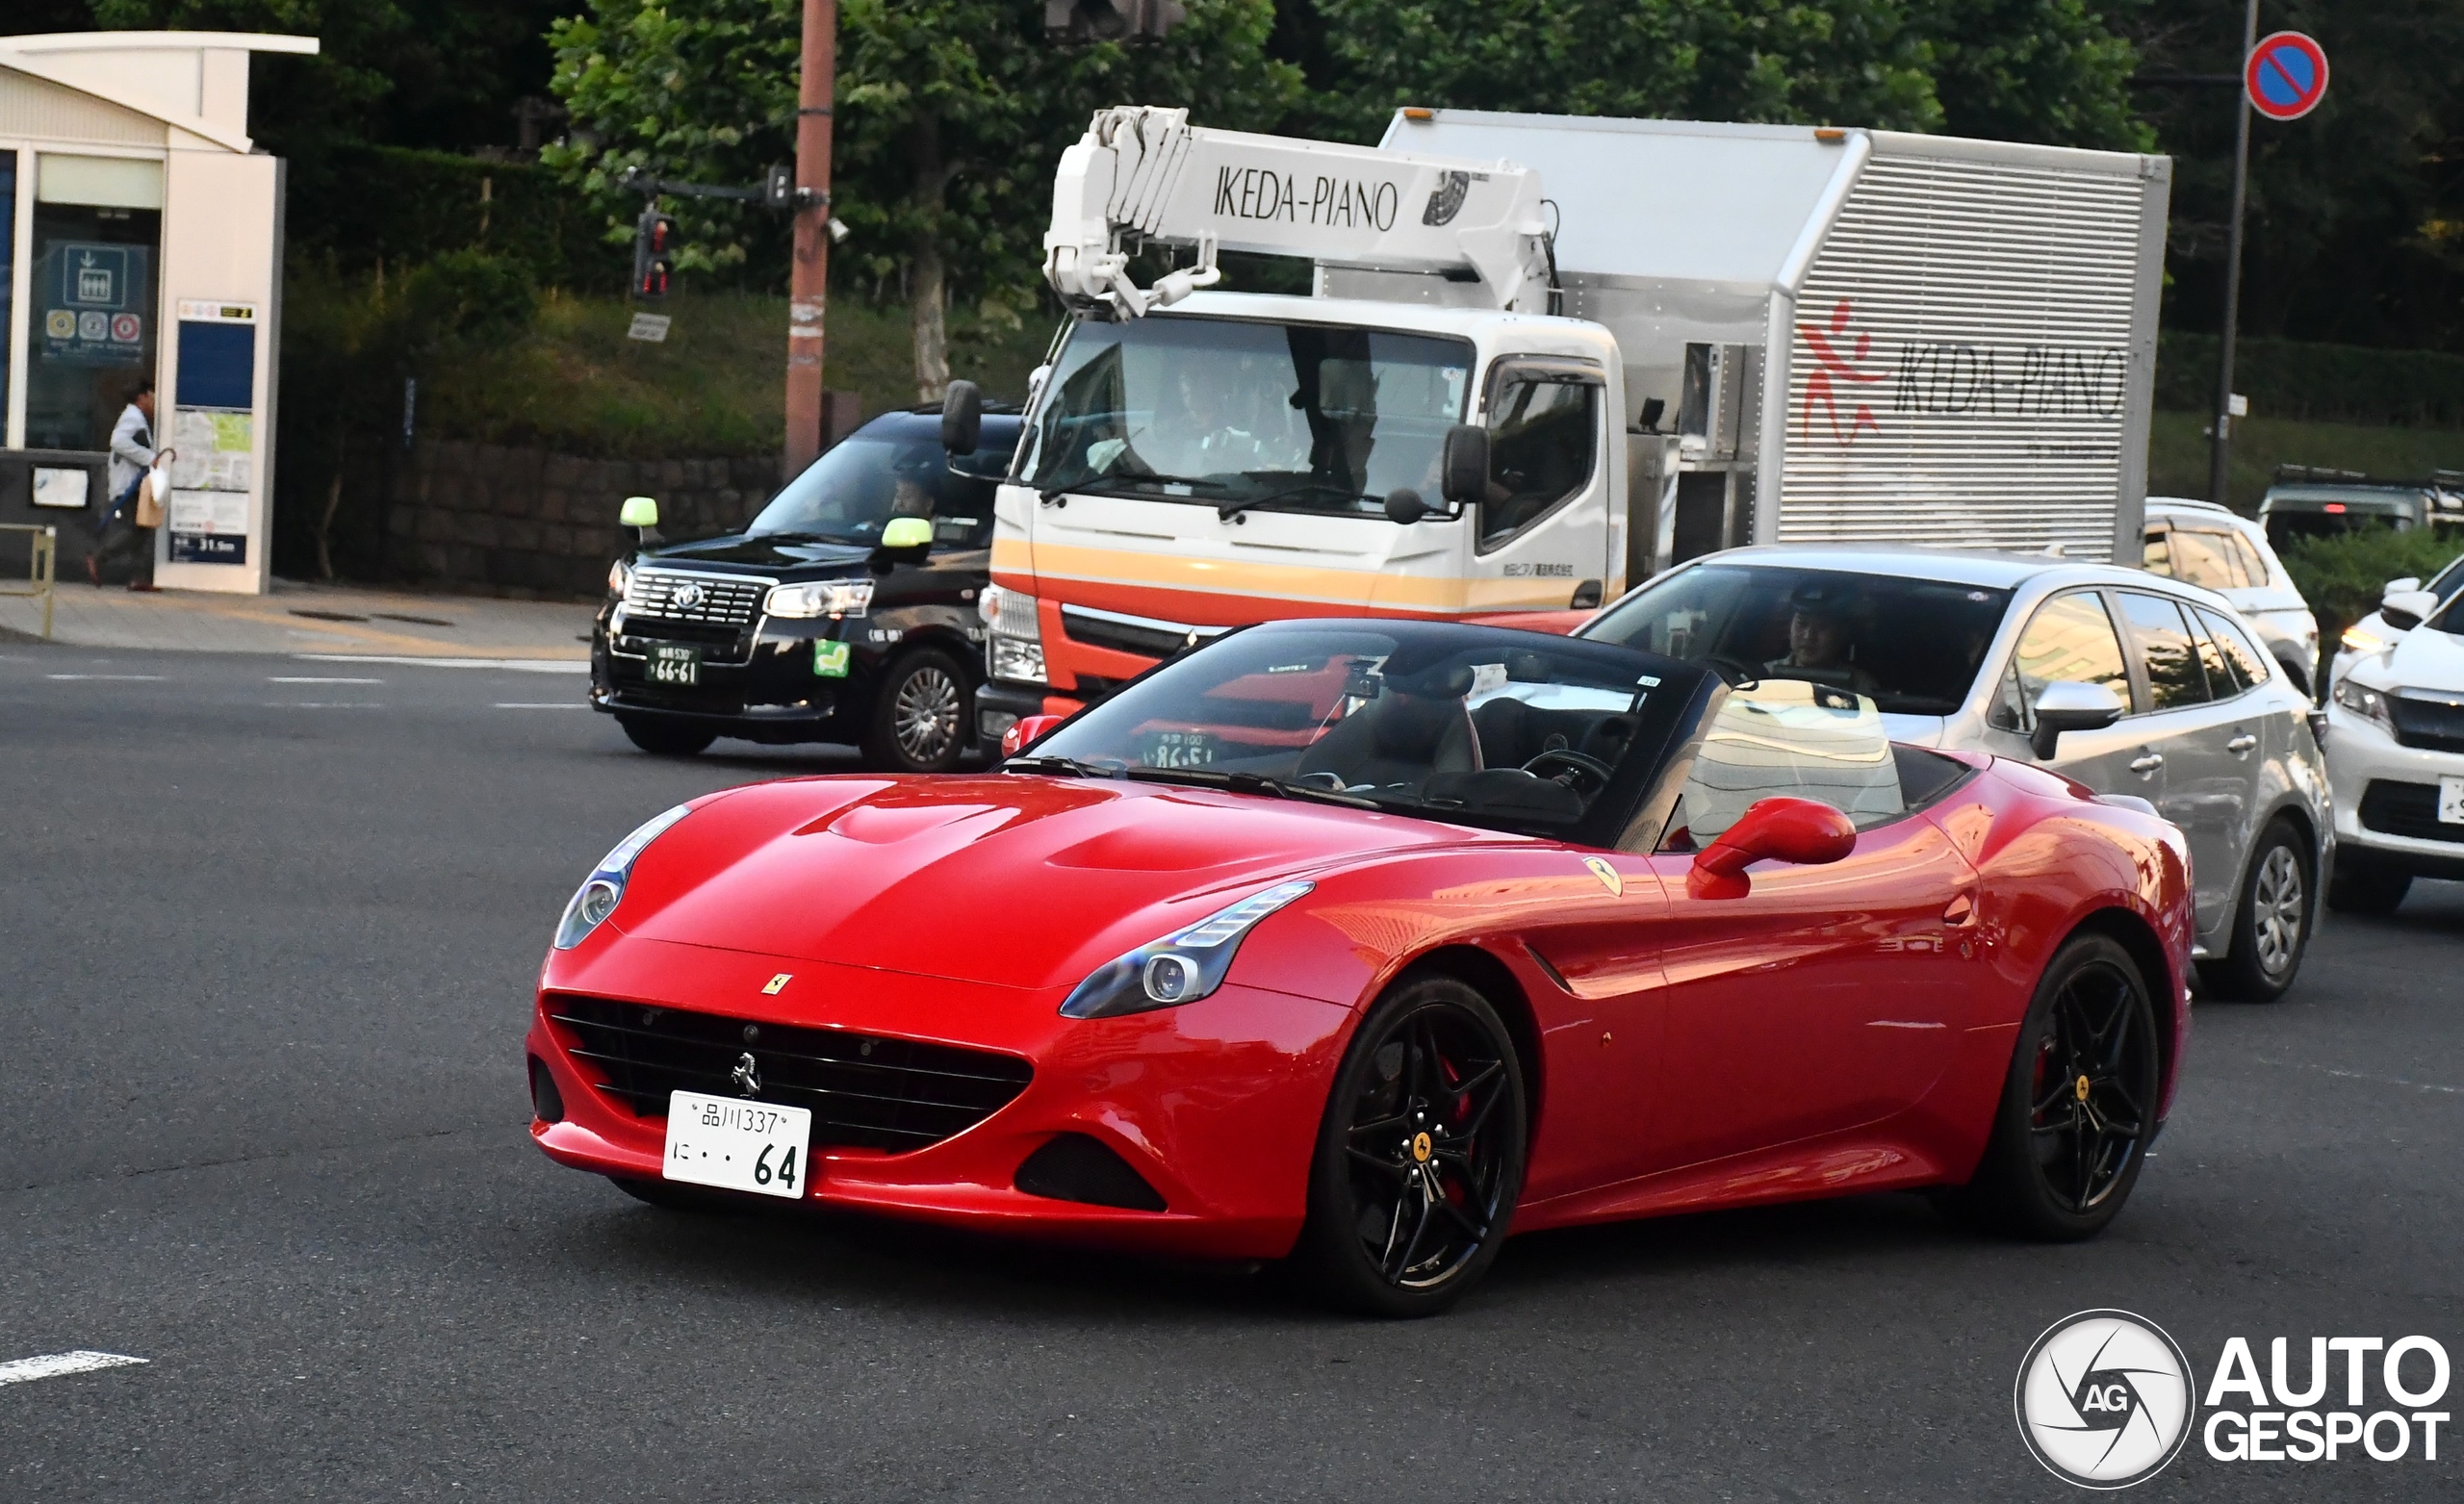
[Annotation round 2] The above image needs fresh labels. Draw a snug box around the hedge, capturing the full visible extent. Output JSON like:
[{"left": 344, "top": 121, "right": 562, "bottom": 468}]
[
  {"left": 2155, "top": 332, "right": 2464, "bottom": 430},
  {"left": 286, "top": 144, "right": 628, "bottom": 293}
]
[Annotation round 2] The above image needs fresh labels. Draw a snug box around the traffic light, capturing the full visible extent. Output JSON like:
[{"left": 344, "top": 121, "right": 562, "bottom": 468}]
[
  {"left": 631, "top": 208, "right": 677, "bottom": 300},
  {"left": 1044, "top": 0, "right": 1186, "bottom": 42}
]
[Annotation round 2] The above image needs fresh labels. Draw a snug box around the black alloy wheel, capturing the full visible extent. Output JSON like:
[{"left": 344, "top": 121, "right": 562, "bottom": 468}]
[
  {"left": 618, "top": 715, "right": 716, "bottom": 757},
  {"left": 2200, "top": 819, "right": 2311, "bottom": 1003},
  {"left": 1952, "top": 932, "right": 2160, "bottom": 1240},
  {"left": 1296, "top": 975, "right": 1527, "bottom": 1317},
  {"left": 866, "top": 648, "right": 970, "bottom": 774},
  {"left": 2325, "top": 855, "right": 2411, "bottom": 916}
]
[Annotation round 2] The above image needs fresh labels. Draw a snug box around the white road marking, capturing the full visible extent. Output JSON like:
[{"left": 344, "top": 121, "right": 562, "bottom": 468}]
[
  {"left": 295, "top": 654, "right": 585, "bottom": 674},
  {"left": 2261, "top": 1059, "right": 2461, "bottom": 1095},
  {"left": 45, "top": 674, "right": 165, "bottom": 681},
  {"left": 263, "top": 701, "right": 385, "bottom": 709},
  {"left": 269, "top": 676, "right": 383, "bottom": 684},
  {"left": 0, "top": 1351, "right": 147, "bottom": 1386},
  {"left": 494, "top": 701, "right": 587, "bottom": 709}
]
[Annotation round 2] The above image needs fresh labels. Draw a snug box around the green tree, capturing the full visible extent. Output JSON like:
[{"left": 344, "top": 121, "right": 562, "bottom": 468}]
[{"left": 546, "top": 0, "right": 1298, "bottom": 398}]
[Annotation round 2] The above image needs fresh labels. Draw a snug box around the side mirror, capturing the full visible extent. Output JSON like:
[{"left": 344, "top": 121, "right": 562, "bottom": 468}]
[
  {"left": 2379, "top": 589, "right": 2440, "bottom": 633},
  {"left": 1440, "top": 423, "right": 1490, "bottom": 506},
  {"left": 1688, "top": 797, "right": 1856, "bottom": 900},
  {"left": 875, "top": 515, "right": 933, "bottom": 567},
  {"left": 618, "top": 496, "right": 658, "bottom": 529},
  {"left": 1383, "top": 487, "right": 1431, "bottom": 525},
  {"left": 941, "top": 379, "right": 983, "bottom": 455},
  {"left": 2384, "top": 576, "right": 2423, "bottom": 599},
  {"left": 2029, "top": 679, "right": 2126, "bottom": 760},
  {"left": 1002, "top": 713, "right": 1066, "bottom": 758}
]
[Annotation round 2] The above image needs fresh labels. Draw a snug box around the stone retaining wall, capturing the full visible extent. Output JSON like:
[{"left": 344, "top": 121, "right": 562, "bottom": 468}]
[{"left": 382, "top": 440, "right": 778, "bottom": 597}]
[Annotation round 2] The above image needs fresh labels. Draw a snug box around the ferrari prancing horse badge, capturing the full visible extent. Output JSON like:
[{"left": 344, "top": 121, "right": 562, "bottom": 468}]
[{"left": 1581, "top": 857, "right": 1623, "bottom": 896}]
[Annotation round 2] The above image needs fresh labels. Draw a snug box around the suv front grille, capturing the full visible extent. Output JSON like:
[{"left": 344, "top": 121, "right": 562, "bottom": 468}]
[
  {"left": 549, "top": 997, "right": 1033, "bottom": 1152},
  {"left": 624, "top": 570, "right": 769, "bottom": 630},
  {"left": 2390, "top": 692, "right": 2464, "bottom": 753},
  {"left": 2358, "top": 780, "right": 2464, "bottom": 844}
]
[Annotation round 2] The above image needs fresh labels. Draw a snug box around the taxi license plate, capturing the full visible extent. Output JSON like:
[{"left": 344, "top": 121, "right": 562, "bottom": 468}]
[
  {"left": 2441, "top": 777, "right": 2464, "bottom": 826},
  {"left": 648, "top": 644, "right": 702, "bottom": 687},
  {"left": 662, "top": 1091, "right": 810, "bottom": 1198}
]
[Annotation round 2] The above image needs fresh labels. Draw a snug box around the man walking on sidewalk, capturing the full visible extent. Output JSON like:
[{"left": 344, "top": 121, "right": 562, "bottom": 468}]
[{"left": 92, "top": 379, "right": 161, "bottom": 591}]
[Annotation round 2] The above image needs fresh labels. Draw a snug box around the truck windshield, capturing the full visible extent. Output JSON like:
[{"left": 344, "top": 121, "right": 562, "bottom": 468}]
[
  {"left": 1018, "top": 314, "right": 1473, "bottom": 517},
  {"left": 1582, "top": 564, "right": 2013, "bottom": 717}
]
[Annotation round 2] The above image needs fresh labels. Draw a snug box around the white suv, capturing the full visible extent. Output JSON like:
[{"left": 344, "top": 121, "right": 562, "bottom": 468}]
[
  {"left": 2323, "top": 587, "right": 2464, "bottom": 913},
  {"left": 2143, "top": 498, "right": 2321, "bottom": 695}
]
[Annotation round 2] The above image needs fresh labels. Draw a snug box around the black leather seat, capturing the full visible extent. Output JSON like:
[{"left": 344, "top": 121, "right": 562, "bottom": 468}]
[{"left": 1297, "top": 685, "right": 1480, "bottom": 789}]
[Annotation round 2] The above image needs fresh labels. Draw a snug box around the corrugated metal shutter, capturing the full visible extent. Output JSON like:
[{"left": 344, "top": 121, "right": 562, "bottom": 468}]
[{"left": 1782, "top": 151, "right": 2150, "bottom": 560}]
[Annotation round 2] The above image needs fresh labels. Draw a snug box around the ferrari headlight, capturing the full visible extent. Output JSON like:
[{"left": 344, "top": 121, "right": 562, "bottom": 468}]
[
  {"left": 1059, "top": 880, "right": 1314, "bottom": 1019},
  {"left": 553, "top": 803, "right": 693, "bottom": 949},
  {"left": 765, "top": 579, "right": 874, "bottom": 619},
  {"left": 2331, "top": 676, "right": 2396, "bottom": 735}
]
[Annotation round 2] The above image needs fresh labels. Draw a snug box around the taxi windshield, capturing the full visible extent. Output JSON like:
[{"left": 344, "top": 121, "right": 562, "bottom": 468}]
[
  {"left": 1017, "top": 622, "right": 1674, "bottom": 834},
  {"left": 748, "top": 421, "right": 1014, "bottom": 548},
  {"left": 1016, "top": 315, "right": 1473, "bottom": 518}
]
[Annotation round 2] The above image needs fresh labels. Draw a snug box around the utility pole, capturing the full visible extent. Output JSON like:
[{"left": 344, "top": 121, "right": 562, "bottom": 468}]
[
  {"left": 2207, "top": 0, "right": 2260, "bottom": 507},
  {"left": 785, "top": 0, "right": 835, "bottom": 477}
]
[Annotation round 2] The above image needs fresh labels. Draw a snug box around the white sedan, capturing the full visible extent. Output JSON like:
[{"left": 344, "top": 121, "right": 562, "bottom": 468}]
[{"left": 2324, "top": 589, "right": 2464, "bottom": 913}]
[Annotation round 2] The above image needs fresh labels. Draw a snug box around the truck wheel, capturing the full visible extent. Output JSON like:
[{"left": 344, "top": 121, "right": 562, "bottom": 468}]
[
  {"left": 618, "top": 716, "right": 715, "bottom": 757},
  {"left": 2198, "top": 820, "right": 2311, "bottom": 1004},
  {"left": 865, "top": 648, "right": 970, "bottom": 774},
  {"left": 2326, "top": 856, "right": 2411, "bottom": 916}
]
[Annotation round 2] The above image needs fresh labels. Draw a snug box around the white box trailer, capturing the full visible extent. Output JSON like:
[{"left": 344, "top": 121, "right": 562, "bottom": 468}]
[
  {"left": 1341, "top": 111, "right": 2172, "bottom": 575},
  {"left": 969, "top": 105, "right": 2170, "bottom": 725}
]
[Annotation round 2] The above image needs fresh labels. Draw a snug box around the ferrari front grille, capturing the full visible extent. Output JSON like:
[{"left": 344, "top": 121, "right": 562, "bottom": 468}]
[{"left": 549, "top": 997, "right": 1033, "bottom": 1152}]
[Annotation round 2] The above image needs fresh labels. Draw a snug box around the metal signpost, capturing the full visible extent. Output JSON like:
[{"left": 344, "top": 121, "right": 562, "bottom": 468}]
[{"left": 2209, "top": 18, "right": 2330, "bottom": 505}]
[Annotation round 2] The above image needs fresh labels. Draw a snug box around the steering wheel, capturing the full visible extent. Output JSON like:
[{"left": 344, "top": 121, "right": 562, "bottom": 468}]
[
  {"left": 1291, "top": 770, "right": 1349, "bottom": 792},
  {"left": 1705, "top": 653, "right": 1762, "bottom": 687},
  {"left": 1521, "top": 749, "right": 1615, "bottom": 790}
]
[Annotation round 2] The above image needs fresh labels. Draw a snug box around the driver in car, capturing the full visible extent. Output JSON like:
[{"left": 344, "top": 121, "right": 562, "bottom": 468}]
[{"left": 1762, "top": 590, "right": 1881, "bottom": 696}]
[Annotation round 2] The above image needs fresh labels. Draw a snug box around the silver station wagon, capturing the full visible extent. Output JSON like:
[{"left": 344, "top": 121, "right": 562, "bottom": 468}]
[{"left": 1579, "top": 546, "right": 2333, "bottom": 1002}]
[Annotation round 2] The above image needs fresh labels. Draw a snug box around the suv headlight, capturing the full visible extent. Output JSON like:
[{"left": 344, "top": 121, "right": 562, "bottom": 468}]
[
  {"left": 2331, "top": 676, "right": 2396, "bottom": 735},
  {"left": 607, "top": 558, "right": 631, "bottom": 598},
  {"left": 766, "top": 579, "right": 874, "bottom": 619},
  {"left": 553, "top": 803, "right": 694, "bottom": 949},
  {"left": 1059, "top": 881, "right": 1314, "bottom": 1019}
]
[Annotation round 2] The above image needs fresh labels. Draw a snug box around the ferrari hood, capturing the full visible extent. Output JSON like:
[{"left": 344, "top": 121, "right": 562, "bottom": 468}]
[{"left": 612, "top": 775, "right": 1491, "bottom": 990}]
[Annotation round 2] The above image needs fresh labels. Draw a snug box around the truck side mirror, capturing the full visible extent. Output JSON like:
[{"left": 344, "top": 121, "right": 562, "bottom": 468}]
[
  {"left": 1440, "top": 424, "right": 1489, "bottom": 507},
  {"left": 2029, "top": 679, "right": 2125, "bottom": 760},
  {"left": 941, "top": 379, "right": 983, "bottom": 455},
  {"left": 1383, "top": 487, "right": 1430, "bottom": 525}
]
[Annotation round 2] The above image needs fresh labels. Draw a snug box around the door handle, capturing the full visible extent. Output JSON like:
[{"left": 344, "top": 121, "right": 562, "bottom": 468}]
[
  {"left": 2129, "top": 753, "right": 2164, "bottom": 775},
  {"left": 2225, "top": 732, "right": 2258, "bottom": 754}
]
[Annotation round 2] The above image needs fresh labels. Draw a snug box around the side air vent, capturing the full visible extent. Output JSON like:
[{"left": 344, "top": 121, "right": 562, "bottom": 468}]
[{"left": 1014, "top": 1133, "right": 1167, "bottom": 1211}]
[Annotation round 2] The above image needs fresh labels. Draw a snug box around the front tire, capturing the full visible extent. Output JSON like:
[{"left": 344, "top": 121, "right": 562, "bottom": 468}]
[
  {"left": 2326, "top": 855, "right": 2411, "bottom": 916},
  {"left": 864, "top": 648, "right": 970, "bottom": 774},
  {"left": 1293, "top": 975, "right": 1527, "bottom": 1317},
  {"left": 1952, "top": 932, "right": 2161, "bottom": 1241},
  {"left": 2200, "top": 820, "right": 2312, "bottom": 1003},
  {"left": 618, "top": 716, "right": 716, "bottom": 757}
]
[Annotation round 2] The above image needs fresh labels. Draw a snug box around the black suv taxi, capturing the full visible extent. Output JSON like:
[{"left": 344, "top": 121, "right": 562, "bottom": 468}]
[{"left": 589, "top": 407, "right": 1020, "bottom": 771}]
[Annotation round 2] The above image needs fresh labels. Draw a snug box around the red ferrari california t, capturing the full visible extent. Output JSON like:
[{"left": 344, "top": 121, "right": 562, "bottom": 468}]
[{"left": 526, "top": 618, "right": 2193, "bottom": 1315}]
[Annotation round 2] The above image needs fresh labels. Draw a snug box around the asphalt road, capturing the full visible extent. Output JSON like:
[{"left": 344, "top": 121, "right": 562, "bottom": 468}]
[{"left": 3, "top": 642, "right": 2458, "bottom": 1501}]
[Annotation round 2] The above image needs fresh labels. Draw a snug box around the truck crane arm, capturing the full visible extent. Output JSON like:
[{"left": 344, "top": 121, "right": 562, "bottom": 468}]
[{"left": 1043, "top": 105, "right": 1553, "bottom": 317}]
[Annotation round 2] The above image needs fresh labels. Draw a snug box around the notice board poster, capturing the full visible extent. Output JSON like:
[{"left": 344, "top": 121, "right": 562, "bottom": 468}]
[{"left": 169, "top": 302, "right": 259, "bottom": 566}]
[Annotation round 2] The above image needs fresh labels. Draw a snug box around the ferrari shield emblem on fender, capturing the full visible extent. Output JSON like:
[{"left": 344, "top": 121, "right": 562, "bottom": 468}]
[
  {"left": 1582, "top": 856, "right": 1623, "bottom": 896},
  {"left": 762, "top": 973, "right": 792, "bottom": 995}
]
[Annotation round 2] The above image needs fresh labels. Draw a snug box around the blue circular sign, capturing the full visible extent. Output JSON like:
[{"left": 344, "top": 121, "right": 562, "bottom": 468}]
[{"left": 2246, "top": 31, "right": 2328, "bottom": 122}]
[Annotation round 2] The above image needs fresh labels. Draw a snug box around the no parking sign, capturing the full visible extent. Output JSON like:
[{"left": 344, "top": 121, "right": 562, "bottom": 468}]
[{"left": 2246, "top": 31, "right": 2328, "bottom": 122}]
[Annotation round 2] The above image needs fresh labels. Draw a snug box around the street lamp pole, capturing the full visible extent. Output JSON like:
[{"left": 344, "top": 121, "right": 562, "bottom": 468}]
[
  {"left": 785, "top": 0, "right": 835, "bottom": 478},
  {"left": 2207, "top": 0, "right": 2259, "bottom": 506}
]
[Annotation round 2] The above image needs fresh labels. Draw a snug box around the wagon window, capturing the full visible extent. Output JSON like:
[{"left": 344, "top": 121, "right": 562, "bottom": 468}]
[{"left": 1656, "top": 680, "right": 1906, "bottom": 848}]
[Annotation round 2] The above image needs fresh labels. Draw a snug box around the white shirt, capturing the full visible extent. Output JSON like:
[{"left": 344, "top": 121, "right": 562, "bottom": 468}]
[{"left": 109, "top": 402, "right": 156, "bottom": 505}]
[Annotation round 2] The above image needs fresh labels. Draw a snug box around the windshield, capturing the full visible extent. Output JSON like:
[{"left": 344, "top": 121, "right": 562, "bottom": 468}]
[
  {"left": 1582, "top": 564, "right": 2013, "bottom": 716},
  {"left": 1017, "top": 315, "right": 1473, "bottom": 517},
  {"left": 1022, "top": 622, "right": 1675, "bottom": 834},
  {"left": 747, "top": 421, "right": 1016, "bottom": 548}
]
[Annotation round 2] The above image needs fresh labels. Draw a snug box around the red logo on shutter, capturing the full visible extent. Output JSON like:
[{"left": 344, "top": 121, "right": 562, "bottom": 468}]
[{"left": 1801, "top": 300, "right": 1885, "bottom": 446}]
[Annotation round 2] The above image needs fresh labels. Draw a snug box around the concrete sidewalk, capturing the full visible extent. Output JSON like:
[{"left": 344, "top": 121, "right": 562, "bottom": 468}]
[{"left": 0, "top": 577, "right": 595, "bottom": 661}]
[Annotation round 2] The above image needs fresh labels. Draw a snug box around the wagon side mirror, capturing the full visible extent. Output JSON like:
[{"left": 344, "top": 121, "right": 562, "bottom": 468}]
[
  {"left": 1440, "top": 423, "right": 1490, "bottom": 507},
  {"left": 941, "top": 379, "right": 983, "bottom": 455},
  {"left": 2029, "top": 679, "right": 2126, "bottom": 760},
  {"left": 2379, "top": 589, "right": 2440, "bottom": 633},
  {"left": 1688, "top": 797, "right": 1856, "bottom": 899},
  {"left": 1002, "top": 713, "right": 1066, "bottom": 758}
]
